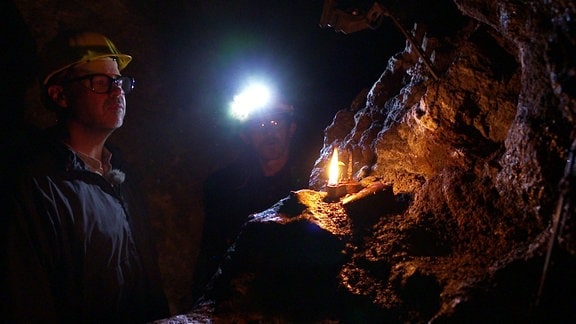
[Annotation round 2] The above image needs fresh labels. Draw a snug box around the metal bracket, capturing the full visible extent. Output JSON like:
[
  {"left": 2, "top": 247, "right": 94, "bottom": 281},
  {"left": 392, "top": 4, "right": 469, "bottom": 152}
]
[{"left": 319, "top": 0, "right": 439, "bottom": 80}]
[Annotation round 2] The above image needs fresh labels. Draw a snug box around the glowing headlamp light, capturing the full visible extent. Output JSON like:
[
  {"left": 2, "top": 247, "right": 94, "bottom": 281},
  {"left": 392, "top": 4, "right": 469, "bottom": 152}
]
[{"left": 229, "top": 83, "right": 274, "bottom": 121}]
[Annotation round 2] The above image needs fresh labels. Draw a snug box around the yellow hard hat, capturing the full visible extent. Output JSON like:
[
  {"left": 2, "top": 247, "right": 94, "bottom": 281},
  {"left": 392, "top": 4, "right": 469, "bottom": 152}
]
[{"left": 41, "top": 31, "right": 132, "bottom": 85}]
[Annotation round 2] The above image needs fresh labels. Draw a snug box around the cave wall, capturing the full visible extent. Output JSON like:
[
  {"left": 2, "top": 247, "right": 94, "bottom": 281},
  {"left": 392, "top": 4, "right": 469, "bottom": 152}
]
[
  {"left": 4, "top": 0, "right": 575, "bottom": 319},
  {"left": 303, "top": 1, "right": 575, "bottom": 319},
  {"left": 311, "top": 0, "right": 575, "bottom": 251}
]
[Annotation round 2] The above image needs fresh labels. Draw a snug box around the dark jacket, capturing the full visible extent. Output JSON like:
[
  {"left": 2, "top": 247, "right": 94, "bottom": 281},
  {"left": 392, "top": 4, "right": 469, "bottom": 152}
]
[{"left": 0, "top": 126, "right": 168, "bottom": 323}]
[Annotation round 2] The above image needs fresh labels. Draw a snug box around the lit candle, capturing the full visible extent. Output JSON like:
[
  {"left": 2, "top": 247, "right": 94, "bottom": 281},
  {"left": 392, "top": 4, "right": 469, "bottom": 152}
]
[
  {"left": 325, "top": 147, "right": 347, "bottom": 201},
  {"left": 328, "top": 147, "right": 340, "bottom": 186}
]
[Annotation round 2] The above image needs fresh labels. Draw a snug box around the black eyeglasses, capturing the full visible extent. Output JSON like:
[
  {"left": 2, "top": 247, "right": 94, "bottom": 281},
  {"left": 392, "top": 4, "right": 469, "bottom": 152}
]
[{"left": 64, "top": 74, "right": 135, "bottom": 94}]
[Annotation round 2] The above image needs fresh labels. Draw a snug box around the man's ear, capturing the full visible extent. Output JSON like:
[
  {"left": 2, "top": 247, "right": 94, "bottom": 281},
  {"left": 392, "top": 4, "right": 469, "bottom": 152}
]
[{"left": 47, "top": 85, "right": 68, "bottom": 108}]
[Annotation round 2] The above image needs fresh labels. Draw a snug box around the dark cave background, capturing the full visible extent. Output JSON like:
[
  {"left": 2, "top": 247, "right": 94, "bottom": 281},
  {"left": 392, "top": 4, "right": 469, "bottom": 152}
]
[{"left": 2, "top": 0, "right": 576, "bottom": 321}]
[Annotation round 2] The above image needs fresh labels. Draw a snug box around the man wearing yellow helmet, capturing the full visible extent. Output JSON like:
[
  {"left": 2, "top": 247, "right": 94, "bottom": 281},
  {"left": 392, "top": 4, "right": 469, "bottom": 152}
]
[{"left": 0, "top": 30, "right": 168, "bottom": 322}]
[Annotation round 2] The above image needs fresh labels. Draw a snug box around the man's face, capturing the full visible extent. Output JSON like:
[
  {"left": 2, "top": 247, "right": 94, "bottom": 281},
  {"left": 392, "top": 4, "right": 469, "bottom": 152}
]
[
  {"left": 241, "top": 114, "right": 296, "bottom": 162},
  {"left": 64, "top": 58, "right": 126, "bottom": 132}
]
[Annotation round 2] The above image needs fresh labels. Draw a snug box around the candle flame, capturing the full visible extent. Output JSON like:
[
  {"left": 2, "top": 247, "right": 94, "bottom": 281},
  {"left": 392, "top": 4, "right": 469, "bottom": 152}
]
[{"left": 328, "top": 147, "right": 340, "bottom": 186}]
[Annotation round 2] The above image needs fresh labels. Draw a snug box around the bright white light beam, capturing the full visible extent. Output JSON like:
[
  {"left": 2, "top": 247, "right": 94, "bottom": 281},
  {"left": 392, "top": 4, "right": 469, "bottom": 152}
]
[{"left": 229, "top": 83, "right": 273, "bottom": 121}]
